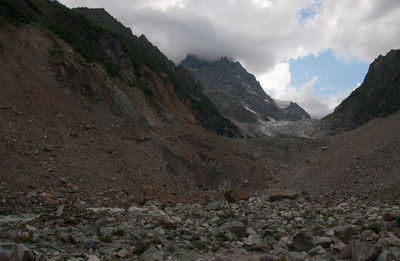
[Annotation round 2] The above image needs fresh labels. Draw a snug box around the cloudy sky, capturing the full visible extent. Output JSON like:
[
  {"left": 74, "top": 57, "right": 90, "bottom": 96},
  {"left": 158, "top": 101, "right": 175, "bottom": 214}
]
[{"left": 59, "top": 0, "right": 400, "bottom": 118}]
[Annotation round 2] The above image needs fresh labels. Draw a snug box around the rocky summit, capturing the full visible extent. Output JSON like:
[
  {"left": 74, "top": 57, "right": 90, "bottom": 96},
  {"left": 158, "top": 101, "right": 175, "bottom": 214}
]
[
  {"left": 0, "top": 193, "right": 399, "bottom": 260},
  {"left": 322, "top": 49, "right": 400, "bottom": 133},
  {"left": 179, "top": 55, "right": 310, "bottom": 125}
]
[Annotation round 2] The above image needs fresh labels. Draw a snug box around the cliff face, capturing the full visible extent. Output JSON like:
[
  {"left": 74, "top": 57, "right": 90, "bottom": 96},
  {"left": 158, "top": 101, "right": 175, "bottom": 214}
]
[
  {"left": 180, "top": 55, "right": 310, "bottom": 124},
  {"left": 322, "top": 49, "right": 400, "bottom": 133}
]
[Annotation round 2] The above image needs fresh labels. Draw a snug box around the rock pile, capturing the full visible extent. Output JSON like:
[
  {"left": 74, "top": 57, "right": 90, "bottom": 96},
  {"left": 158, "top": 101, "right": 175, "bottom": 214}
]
[{"left": 0, "top": 194, "right": 399, "bottom": 260}]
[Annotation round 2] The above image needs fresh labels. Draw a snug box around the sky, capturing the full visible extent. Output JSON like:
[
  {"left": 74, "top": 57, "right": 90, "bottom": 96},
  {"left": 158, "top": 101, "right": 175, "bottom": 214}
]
[{"left": 58, "top": 0, "right": 400, "bottom": 118}]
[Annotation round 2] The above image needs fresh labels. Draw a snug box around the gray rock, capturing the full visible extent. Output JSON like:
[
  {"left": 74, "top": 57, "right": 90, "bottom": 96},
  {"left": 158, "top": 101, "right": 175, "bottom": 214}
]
[
  {"left": 87, "top": 255, "right": 100, "bottom": 261},
  {"left": 291, "top": 231, "right": 315, "bottom": 252},
  {"left": 317, "top": 236, "right": 332, "bottom": 248},
  {"left": 81, "top": 223, "right": 100, "bottom": 236},
  {"left": 0, "top": 243, "right": 34, "bottom": 261},
  {"left": 56, "top": 205, "right": 64, "bottom": 217},
  {"left": 286, "top": 251, "right": 307, "bottom": 261},
  {"left": 332, "top": 243, "right": 352, "bottom": 259},
  {"left": 360, "top": 229, "right": 379, "bottom": 243},
  {"left": 351, "top": 239, "right": 380, "bottom": 261},
  {"left": 117, "top": 249, "right": 129, "bottom": 258},
  {"left": 221, "top": 220, "right": 246, "bottom": 238},
  {"left": 376, "top": 249, "right": 399, "bottom": 261},
  {"left": 244, "top": 235, "right": 262, "bottom": 246},
  {"left": 333, "top": 225, "right": 358, "bottom": 243},
  {"left": 309, "top": 245, "right": 327, "bottom": 256},
  {"left": 139, "top": 245, "right": 163, "bottom": 261}
]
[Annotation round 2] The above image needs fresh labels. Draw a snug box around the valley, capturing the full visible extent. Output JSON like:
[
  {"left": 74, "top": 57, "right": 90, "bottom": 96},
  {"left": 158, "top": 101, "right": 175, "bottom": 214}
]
[{"left": 0, "top": 1, "right": 399, "bottom": 260}]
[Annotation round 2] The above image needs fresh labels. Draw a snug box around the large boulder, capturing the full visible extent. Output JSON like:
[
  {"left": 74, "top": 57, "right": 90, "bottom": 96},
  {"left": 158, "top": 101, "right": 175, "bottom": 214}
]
[
  {"left": 351, "top": 240, "right": 380, "bottom": 261},
  {"left": 0, "top": 243, "right": 34, "bottom": 261},
  {"left": 224, "top": 189, "right": 249, "bottom": 203},
  {"left": 269, "top": 190, "right": 298, "bottom": 202},
  {"left": 333, "top": 225, "right": 358, "bottom": 243},
  {"left": 221, "top": 221, "right": 247, "bottom": 238},
  {"left": 139, "top": 245, "right": 164, "bottom": 261},
  {"left": 291, "top": 231, "right": 315, "bottom": 252}
]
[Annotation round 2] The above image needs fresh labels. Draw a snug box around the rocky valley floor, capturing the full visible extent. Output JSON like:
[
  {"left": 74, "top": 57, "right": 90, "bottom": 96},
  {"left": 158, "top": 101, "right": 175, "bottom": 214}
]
[{"left": 1, "top": 192, "right": 399, "bottom": 261}]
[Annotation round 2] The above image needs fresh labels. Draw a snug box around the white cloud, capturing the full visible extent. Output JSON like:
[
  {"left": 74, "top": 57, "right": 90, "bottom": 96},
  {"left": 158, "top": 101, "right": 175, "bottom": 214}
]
[{"left": 58, "top": 0, "right": 400, "bottom": 116}]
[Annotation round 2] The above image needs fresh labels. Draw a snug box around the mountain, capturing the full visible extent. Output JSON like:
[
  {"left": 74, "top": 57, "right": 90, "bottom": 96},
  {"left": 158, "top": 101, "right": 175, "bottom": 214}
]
[
  {"left": 0, "top": 0, "right": 319, "bottom": 206},
  {"left": 179, "top": 55, "right": 310, "bottom": 124},
  {"left": 322, "top": 49, "right": 400, "bottom": 133},
  {"left": 2, "top": 2, "right": 400, "bottom": 260},
  {"left": 0, "top": 0, "right": 240, "bottom": 138}
]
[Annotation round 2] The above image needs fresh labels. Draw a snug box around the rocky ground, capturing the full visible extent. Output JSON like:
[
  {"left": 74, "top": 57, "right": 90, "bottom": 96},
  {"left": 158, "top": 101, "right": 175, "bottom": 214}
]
[{"left": 1, "top": 191, "right": 399, "bottom": 261}]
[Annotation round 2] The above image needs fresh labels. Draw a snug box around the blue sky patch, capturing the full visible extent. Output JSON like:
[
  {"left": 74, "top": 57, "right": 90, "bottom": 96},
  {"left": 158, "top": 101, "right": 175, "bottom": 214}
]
[{"left": 289, "top": 49, "right": 369, "bottom": 96}]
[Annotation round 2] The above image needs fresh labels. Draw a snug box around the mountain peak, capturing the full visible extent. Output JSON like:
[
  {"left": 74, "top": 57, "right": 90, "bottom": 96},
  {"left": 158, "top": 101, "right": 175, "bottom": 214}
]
[
  {"left": 180, "top": 55, "right": 310, "bottom": 124},
  {"left": 322, "top": 48, "right": 400, "bottom": 133}
]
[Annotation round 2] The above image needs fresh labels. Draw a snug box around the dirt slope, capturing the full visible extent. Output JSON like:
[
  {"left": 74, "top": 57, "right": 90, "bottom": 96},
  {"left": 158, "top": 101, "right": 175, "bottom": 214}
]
[{"left": 282, "top": 111, "right": 400, "bottom": 200}]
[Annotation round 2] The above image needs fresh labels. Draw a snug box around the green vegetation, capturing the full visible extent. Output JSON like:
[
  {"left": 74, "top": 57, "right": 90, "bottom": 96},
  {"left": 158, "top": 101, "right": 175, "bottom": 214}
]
[
  {"left": 191, "top": 239, "right": 208, "bottom": 252},
  {"left": 97, "top": 233, "right": 113, "bottom": 243},
  {"left": 215, "top": 232, "right": 229, "bottom": 242},
  {"left": 370, "top": 223, "right": 383, "bottom": 234},
  {"left": 262, "top": 230, "right": 281, "bottom": 240},
  {"left": 166, "top": 245, "right": 175, "bottom": 252},
  {"left": 111, "top": 228, "right": 125, "bottom": 237},
  {"left": 133, "top": 241, "right": 151, "bottom": 255}
]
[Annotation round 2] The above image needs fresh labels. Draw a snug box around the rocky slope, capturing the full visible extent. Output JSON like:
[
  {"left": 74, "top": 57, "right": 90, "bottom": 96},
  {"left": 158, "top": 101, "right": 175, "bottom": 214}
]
[
  {"left": 180, "top": 55, "right": 310, "bottom": 125},
  {"left": 280, "top": 110, "right": 400, "bottom": 201},
  {"left": 0, "top": 194, "right": 399, "bottom": 260},
  {"left": 322, "top": 49, "right": 400, "bottom": 133}
]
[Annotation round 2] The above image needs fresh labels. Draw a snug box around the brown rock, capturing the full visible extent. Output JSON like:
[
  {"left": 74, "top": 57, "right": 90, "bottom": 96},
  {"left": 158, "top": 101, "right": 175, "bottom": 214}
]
[
  {"left": 40, "top": 192, "right": 55, "bottom": 205},
  {"left": 224, "top": 189, "right": 249, "bottom": 203},
  {"left": 382, "top": 213, "right": 397, "bottom": 222},
  {"left": 269, "top": 190, "right": 298, "bottom": 202}
]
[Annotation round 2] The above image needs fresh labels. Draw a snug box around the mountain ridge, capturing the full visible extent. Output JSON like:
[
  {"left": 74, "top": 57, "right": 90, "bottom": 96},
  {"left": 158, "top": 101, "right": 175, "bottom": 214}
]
[
  {"left": 321, "top": 49, "right": 400, "bottom": 133},
  {"left": 180, "top": 55, "right": 310, "bottom": 125}
]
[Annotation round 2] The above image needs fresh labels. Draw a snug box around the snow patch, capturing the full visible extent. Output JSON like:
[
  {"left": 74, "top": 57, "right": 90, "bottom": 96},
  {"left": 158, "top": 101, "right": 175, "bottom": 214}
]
[{"left": 243, "top": 105, "right": 258, "bottom": 115}]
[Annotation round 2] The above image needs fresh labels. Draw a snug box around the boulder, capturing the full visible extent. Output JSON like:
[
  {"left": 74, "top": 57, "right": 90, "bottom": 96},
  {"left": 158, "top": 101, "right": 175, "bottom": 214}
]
[
  {"left": 376, "top": 249, "right": 400, "bottom": 261},
  {"left": 139, "top": 245, "right": 164, "bottom": 261},
  {"left": 333, "top": 225, "right": 358, "bottom": 243},
  {"left": 382, "top": 213, "right": 397, "bottom": 222},
  {"left": 269, "top": 190, "right": 298, "bottom": 202},
  {"left": 87, "top": 255, "right": 100, "bottom": 261},
  {"left": 291, "top": 231, "right": 315, "bottom": 252},
  {"left": 360, "top": 230, "right": 379, "bottom": 243},
  {"left": 221, "top": 221, "right": 246, "bottom": 238},
  {"left": 351, "top": 239, "right": 380, "bottom": 261},
  {"left": 0, "top": 243, "right": 34, "bottom": 261},
  {"left": 309, "top": 245, "right": 327, "bottom": 256},
  {"left": 224, "top": 189, "right": 249, "bottom": 203}
]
